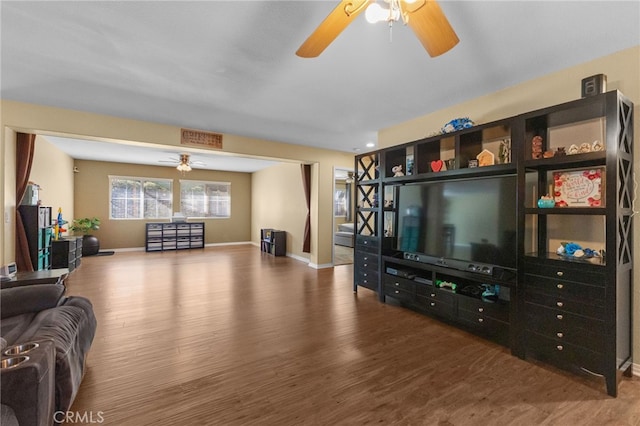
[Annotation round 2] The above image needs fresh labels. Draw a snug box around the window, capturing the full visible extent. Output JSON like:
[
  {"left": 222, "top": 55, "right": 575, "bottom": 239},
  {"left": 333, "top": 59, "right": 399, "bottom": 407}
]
[
  {"left": 110, "top": 176, "right": 172, "bottom": 219},
  {"left": 180, "top": 180, "right": 230, "bottom": 218},
  {"left": 335, "top": 188, "right": 347, "bottom": 217}
]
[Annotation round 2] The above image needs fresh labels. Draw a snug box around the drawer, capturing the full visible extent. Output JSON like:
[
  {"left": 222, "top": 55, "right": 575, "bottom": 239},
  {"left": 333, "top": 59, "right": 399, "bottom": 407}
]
[
  {"left": 457, "top": 296, "right": 510, "bottom": 323},
  {"left": 383, "top": 275, "right": 415, "bottom": 293},
  {"left": 420, "top": 297, "right": 455, "bottom": 319},
  {"left": 147, "top": 224, "right": 163, "bottom": 231},
  {"left": 524, "top": 331, "right": 604, "bottom": 375},
  {"left": 524, "top": 261, "right": 605, "bottom": 286},
  {"left": 355, "top": 269, "right": 378, "bottom": 291},
  {"left": 524, "top": 290, "right": 604, "bottom": 318},
  {"left": 457, "top": 311, "right": 510, "bottom": 345},
  {"left": 163, "top": 224, "right": 177, "bottom": 230},
  {"left": 355, "top": 236, "right": 379, "bottom": 254},
  {"left": 524, "top": 303, "right": 606, "bottom": 335},
  {"left": 355, "top": 255, "right": 378, "bottom": 270},
  {"left": 384, "top": 285, "right": 414, "bottom": 304},
  {"left": 418, "top": 287, "right": 456, "bottom": 305},
  {"left": 524, "top": 274, "right": 605, "bottom": 305},
  {"left": 526, "top": 315, "right": 605, "bottom": 352}
]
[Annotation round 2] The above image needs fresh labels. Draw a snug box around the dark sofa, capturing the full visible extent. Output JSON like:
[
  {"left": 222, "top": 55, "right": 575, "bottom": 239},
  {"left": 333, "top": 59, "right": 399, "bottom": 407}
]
[{"left": 0, "top": 283, "right": 97, "bottom": 425}]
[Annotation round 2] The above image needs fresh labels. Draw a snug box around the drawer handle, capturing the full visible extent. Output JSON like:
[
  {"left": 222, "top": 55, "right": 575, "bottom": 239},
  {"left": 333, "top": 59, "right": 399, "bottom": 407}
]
[
  {"left": 363, "top": 273, "right": 367, "bottom": 277},
  {"left": 556, "top": 314, "right": 563, "bottom": 320},
  {"left": 430, "top": 302, "right": 436, "bottom": 307},
  {"left": 395, "top": 282, "right": 400, "bottom": 286},
  {"left": 395, "top": 290, "right": 399, "bottom": 294},
  {"left": 557, "top": 284, "right": 564, "bottom": 289},
  {"left": 556, "top": 345, "right": 564, "bottom": 351},
  {"left": 556, "top": 301, "right": 564, "bottom": 307},
  {"left": 364, "top": 241, "right": 368, "bottom": 245},
  {"left": 557, "top": 332, "right": 564, "bottom": 338},
  {"left": 363, "top": 263, "right": 368, "bottom": 267},
  {"left": 478, "top": 318, "right": 484, "bottom": 323},
  {"left": 478, "top": 307, "right": 484, "bottom": 313},
  {"left": 430, "top": 293, "right": 436, "bottom": 297},
  {"left": 363, "top": 280, "right": 368, "bottom": 283},
  {"left": 556, "top": 271, "right": 564, "bottom": 277},
  {"left": 364, "top": 256, "right": 368, "bottom": 261}
]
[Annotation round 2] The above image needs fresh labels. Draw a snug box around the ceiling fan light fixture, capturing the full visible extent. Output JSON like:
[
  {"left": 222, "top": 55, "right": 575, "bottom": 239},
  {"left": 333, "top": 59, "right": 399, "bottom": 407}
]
[
  {"left": 365, "top": 2, "right": 402, "bottom": 24},
  {"left": 176, "top": 153, "right": 192, "bottom": 173}
]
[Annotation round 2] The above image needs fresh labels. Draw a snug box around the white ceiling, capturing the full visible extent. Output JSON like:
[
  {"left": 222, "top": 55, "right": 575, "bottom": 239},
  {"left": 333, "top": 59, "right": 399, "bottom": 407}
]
[{"left": 2, "top": 1, "right": 639, "bottom": 170}]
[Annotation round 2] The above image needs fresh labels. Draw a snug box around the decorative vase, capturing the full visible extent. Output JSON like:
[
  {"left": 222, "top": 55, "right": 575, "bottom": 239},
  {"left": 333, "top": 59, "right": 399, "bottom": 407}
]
[{"left": 82, "top": 235, "right": 100, "bottom": 256}]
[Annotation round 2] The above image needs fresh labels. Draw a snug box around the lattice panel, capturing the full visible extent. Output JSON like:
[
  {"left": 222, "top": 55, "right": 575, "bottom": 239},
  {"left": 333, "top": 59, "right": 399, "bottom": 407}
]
[
  {"left": 618, "top": 158, "right": 632, "bottom": 210},
  {"left": 356, "top": 211, "right": 376, "bottom": 236},
  {"left": 357, "top": 185, "right": 378, "bottom": 209},
  {"left": 616, "top": 97, "right": 633, "bottom": 267},
  {"left": 357, "top": 154, "right": 379, "bottom": 182},
  {"left": 618, "top": 99, "right": 633, "bottom": 155},
  {"left": 618, "top": 215, "right": 632, "bottom": 265}
]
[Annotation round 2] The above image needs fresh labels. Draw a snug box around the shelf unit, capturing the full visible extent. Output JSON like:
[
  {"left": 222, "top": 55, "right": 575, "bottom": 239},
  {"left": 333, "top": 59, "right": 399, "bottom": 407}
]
[
  {"left": 18, "top": 205, "right": 53, "bottom": 271},
  {"left": 52, "top": 236, "right": 83, "bottom": 272},
  {"left": 353, "top": 153, "right": 381, "bottom": 294},
  {"left": 354, "top": 90, "right": 633, "bottom": 397},
  {"left": 145, "top": 222, "right": 205, "bottom": 252},
  {"left": 260, "top": 229, "right": 286, "bottom": 256},
  {"left": 518, "top": 90, "right": 633, "bottom": 397}
]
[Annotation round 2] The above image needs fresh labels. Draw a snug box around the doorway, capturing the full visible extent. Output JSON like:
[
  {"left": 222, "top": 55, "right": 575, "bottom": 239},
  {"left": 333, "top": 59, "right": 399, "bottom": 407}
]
[{"left": 333, "top": 167, "right": 354, "bottom": 266}]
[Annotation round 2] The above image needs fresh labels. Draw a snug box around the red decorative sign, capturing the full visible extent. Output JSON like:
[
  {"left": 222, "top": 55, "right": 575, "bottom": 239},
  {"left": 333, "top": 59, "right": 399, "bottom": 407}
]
[{"left": 553, "top": 168, "right": 603, "bottom": 207}]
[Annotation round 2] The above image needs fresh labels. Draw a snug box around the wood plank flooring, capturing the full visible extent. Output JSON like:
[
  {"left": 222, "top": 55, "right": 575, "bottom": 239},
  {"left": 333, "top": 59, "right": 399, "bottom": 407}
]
[{"left": 66, "top": 246, "right": 640, "bottom": 425}]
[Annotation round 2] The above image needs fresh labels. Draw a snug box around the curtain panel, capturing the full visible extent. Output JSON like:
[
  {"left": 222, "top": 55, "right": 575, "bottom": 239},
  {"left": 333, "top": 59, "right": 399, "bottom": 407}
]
[{"left": 15, "top": 133, "right": 36, "bottom": 272}]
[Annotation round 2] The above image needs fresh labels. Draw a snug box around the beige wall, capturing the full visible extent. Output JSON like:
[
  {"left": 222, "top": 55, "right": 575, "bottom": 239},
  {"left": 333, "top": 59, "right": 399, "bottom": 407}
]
[
  {"left": 0, "top": 102, "right": 353, "bottom": 265},
  {"left": 73, "top": 159, "right": 252, "bottom": 249},
  {"left": 379, "top": 46, "right": 640, "bottom": 369},
  {"left": 30, "top": 135, "right": 75, "bottom": 221},
  {"left": 251, "top": 162, "right": 309, "bottom": 260}
]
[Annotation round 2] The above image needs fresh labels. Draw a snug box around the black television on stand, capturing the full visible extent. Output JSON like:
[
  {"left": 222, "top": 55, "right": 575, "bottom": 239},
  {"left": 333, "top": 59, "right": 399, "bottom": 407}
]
[{"left": 395, "top": 175, "right": 517, "bottom": 279}]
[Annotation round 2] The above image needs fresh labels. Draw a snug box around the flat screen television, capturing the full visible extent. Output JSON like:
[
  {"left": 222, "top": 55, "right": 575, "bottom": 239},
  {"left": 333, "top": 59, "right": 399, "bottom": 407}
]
[{"left": 395, "top": 175, "right": 517, "bottom": 270}]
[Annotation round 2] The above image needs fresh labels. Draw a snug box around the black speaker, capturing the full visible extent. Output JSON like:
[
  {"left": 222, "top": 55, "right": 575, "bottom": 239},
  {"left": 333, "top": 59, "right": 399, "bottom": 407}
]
[{"left": 581, "top": 74, "right": 606, "bottom": 98}]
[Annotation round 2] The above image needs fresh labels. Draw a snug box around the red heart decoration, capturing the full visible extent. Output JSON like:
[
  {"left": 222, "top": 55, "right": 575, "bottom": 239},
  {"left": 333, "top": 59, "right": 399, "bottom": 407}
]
[{"left": 431, "top": 160, "right": 443, "bottom": 172}]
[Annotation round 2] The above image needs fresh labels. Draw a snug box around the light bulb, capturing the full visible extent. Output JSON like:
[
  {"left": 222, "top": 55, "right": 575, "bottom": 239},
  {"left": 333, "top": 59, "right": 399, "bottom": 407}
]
[{"left": 365, "top": 3, "right": 387, "bottom": 23}]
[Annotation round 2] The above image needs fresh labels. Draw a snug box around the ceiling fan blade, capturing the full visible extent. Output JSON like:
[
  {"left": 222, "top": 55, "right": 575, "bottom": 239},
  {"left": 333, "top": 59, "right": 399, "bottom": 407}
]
[
  {"left": 296, "top": 0, "right": 371, "bottom": 58},
  {"left": 404, "top": 0, "right": 459, "bottom": 57}
]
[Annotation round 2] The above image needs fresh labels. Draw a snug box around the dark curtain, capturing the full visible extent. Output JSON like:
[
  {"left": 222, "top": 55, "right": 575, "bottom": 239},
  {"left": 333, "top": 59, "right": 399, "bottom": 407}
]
[
  {"left": 15, "top": 133, "right": 36, "bottom": 272},
  {"left": 301, "top": 164, "right": 311, "bottom": 253}
]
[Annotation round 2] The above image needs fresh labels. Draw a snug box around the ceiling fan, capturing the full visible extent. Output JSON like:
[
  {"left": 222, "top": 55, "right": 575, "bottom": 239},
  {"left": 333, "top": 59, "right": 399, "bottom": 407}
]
[
  {"left": 159, "top": 153, "right": 205, "bottom": 173},
  {"left": 296, "top": 0, "right": 459, "bottom": 58}
]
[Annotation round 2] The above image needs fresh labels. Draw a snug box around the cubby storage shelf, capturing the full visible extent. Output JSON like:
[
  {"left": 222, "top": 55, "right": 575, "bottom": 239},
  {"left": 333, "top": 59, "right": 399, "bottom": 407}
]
[
  {"left": 524, "top": 151, "right": 606, "bottom": 170},
  {"left": 524, "top": 207, "right": 606, "bottom": 215},
  {"left": 383, "top": 163, "right": 517, "bottom": 183},
  {"left": 524, "top": 253, "right": 606, "bottom": 266}
]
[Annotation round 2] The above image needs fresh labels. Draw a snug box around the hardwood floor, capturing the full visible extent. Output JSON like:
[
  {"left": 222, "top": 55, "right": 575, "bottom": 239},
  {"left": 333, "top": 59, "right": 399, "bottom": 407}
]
[{"left": 67, "top": 246, "right": 639, "bottom": 425}]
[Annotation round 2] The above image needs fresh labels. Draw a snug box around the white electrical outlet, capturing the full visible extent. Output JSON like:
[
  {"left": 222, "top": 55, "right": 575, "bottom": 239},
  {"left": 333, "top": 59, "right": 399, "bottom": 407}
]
[{"left": 4, "top": 210, "right": 9, "bottom": 223}]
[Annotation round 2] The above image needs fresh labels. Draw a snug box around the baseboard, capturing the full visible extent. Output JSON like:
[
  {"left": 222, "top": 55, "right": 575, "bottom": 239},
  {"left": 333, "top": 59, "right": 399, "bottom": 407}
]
[
  {"left": 205, "top": 241, "right": 253, "bottom": 247},
  {"left": 110, "top": 247, "right": 145, "bottom": 252},
  {"left": 308, "top": 262, "right": 334, "bottom": 269},
  {"left": 633, "top": 362, "right": 640, "bottom": 377}
]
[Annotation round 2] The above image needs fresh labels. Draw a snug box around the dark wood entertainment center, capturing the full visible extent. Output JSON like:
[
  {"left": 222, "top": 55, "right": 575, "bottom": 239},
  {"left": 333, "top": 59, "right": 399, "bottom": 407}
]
[{"left": 353, "top": 90, "right": 633, "bottom": 397}]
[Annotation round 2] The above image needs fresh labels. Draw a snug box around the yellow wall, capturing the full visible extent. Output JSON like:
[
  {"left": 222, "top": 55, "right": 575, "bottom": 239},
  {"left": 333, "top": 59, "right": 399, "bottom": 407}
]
[
  {"left": 379, "top": 46, "right": 640, "bottom": 369},
  {"left": 251, "top": 163, "right": 309, "bottom": 261},
  {"left": 30, "top": 135, "right": 75, "bottom": 221},
  {"left": 0, "top": 102, "right": 353, "bottom": 266},
  {"left": 73, "top": 159, "right": 252, "bottom": 249}
]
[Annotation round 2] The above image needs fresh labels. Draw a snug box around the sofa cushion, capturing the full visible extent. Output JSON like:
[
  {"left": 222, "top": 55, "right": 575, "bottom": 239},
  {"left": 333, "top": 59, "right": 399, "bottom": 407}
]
[
  {"left": 0, "top": 313, "right": 36, "bottom": 346},
  {"left": 0, "top": 284, "right": 65, "bottom": 319}
]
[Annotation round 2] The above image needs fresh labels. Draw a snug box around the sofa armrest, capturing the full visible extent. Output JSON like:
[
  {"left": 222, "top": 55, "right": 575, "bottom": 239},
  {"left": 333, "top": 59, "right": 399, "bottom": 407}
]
[
  {"left": 0, "top": 340, "right": 56, "bottom": 426},
  {"left": 0, "top": 285, "right": 65, "bottom": 319}
]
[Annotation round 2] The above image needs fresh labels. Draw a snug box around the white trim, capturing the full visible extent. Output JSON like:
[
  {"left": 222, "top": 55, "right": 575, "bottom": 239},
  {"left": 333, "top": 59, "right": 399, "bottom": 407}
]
[
  {"left": 287, "top": 253, "right": 310, "bottom": 264},
  {"left": 633, "top": 362, "right": 640, "bottom": 377},
  {"left": 308, "top": 262, "right": 334, "bottom": 269}
]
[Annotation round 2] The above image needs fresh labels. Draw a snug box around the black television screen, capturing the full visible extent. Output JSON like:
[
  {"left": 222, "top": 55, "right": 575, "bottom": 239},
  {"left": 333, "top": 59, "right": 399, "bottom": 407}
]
[{"left": 395, "top": 175, "right": 517, "bottom": 269}]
